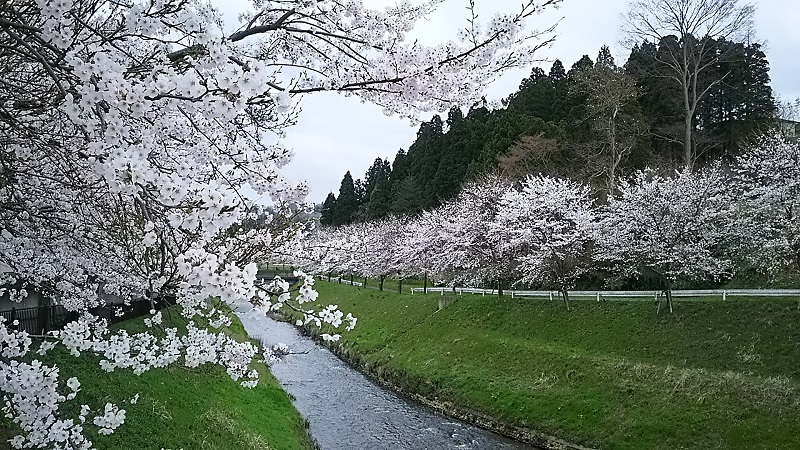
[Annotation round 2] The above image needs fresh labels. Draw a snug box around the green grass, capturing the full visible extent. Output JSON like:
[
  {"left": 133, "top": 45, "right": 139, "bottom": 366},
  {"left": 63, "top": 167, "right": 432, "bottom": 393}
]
[
  {"left": 317, "top": 274, "right": 431, "bottom": 293},
  {"left": 1, "top": 308, "right": 315, "bottom": 450},
  {"left": 299, "top": 280, "right": 800, "bottom": 449}
]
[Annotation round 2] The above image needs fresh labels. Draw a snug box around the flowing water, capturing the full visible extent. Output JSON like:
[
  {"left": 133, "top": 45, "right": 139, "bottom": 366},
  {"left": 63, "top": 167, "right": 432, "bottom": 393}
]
[{"left": 237, "top": 313, "right": 535, "bottom": 450}]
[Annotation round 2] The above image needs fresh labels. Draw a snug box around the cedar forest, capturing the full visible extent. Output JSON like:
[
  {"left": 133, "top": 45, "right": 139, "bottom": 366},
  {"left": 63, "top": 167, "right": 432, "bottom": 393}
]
[{"left": 319, "top": 41, "right": 777, "bottom": 225}]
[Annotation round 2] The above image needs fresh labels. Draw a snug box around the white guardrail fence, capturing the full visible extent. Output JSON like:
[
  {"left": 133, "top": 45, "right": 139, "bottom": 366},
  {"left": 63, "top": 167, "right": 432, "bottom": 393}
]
[
  {"left": 408, "top": 287, "right": 800, "bottom": 301},
  {"left": 316, "top": 275, "right": 364, "bottom": 287},
  {"left": 315, "top": 275, "right": 800, "bottom": 301}
]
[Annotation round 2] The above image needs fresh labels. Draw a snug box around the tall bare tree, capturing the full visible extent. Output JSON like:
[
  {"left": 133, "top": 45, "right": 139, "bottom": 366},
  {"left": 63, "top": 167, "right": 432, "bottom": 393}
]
[
  {"left": 622, "top": 0, "right": 755, "bottom": 170},
  {"left": 573, "top": 57, "right": 647, "bottom": 196}
]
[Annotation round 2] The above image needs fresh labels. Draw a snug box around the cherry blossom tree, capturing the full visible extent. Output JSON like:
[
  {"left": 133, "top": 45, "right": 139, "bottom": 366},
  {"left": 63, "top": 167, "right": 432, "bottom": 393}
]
[
  {"left": 0, "top": 0, "right": 563, "bottom": 446},
  {"left": 731, "top": 134, "right": 800, "bottom": 274},
  {"left": 393, "top": 202, "right": 454, "bottom": 292},
  {"left": 358, "top": 217, "right": 408, "bottom": 291},
  {"left": 596, "top": 168, "right": 733, "bottom": 313},
  {"left": 424, "top": 176, "right": 516, "bottom": 294},
  {"left": 494, "top": 175, "right": 595, "bottom": 309}
]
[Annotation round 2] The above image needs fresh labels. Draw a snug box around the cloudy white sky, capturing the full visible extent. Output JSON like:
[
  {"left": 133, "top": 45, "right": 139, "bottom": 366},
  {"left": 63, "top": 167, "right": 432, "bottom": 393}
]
[{"left": 222, "top": 0, "right": 800, "bottom": 204}]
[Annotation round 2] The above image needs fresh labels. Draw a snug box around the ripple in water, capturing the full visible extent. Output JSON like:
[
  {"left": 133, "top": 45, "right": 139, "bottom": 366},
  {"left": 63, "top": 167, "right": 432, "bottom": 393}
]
[{"left": 238, "top": 313, "right": 535, "bottom": 450}]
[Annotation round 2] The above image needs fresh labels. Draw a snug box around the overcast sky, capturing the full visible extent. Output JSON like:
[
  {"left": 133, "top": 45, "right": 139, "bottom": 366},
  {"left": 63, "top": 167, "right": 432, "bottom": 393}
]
[{"left": 221, "top": 0, "right": 800, "bottom": 204}]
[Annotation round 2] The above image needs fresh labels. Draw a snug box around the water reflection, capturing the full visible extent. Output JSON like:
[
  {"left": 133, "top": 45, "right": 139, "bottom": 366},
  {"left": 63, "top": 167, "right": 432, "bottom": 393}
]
[{"left": 238, "top": 314, "right": 534, "bottom": 450}]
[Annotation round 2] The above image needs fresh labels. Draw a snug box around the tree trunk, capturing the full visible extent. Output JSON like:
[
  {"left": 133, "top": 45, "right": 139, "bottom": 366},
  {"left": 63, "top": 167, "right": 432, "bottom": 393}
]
[
  {"left": 666, "top": 281, "right": 672, "bottom": 314},
  {"left": 562, "top": 287, "right": 570, "bottom": 311},
  {"left": 681, "top": 50, "right": 695, "bottom": 173},
  {"left": 398, "top": 278, "right": 403, "bottom": 294},
  {"left": 363, "top": 276, "right": 367, "bottom": 288},
  {"left": 684, "top": 114, "right": 693, "bottom": 171},
  {"left": 607, "top": 107, "right": 619, "bottom": 196},
  {"left": 379, "top": 275, "right": 385, "bottom": 291},
  {"left": 664, "top": 278, "right": 674, "bottom": 314},
  {"left": 423, "top": 273, "right": 428, "bottom": 294},
  {"left": 497, "top": 279, "right": 503, "bottom": 298}
]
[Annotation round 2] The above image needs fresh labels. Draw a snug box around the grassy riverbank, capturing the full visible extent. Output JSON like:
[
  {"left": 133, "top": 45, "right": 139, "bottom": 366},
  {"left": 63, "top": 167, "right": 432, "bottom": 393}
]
[
  {"left": 303, "top": 280, "right": 800, "bottom": 449},
  {"left": 0, "top": 310, "right": 315, "bottom": 450}
]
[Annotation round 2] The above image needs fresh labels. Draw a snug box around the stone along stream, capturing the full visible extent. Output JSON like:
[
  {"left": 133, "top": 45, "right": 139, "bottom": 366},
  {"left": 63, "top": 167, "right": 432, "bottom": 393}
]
[{"left": 238, "top": 314, "right": 535, "bottom": 450}]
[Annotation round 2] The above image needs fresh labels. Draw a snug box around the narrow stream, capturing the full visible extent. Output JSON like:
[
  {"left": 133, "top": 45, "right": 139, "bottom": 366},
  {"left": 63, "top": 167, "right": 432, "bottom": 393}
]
[{"left": 237, "top": 313, "right": 535, "bottom": 450}]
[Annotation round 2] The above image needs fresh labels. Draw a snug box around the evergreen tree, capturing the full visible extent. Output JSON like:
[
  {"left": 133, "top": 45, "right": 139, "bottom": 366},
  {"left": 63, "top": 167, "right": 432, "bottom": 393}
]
[
  {"left": 596, "top": 45, "right": 615, "bottom": 69},
  {"left": 469, "top": 112, "right": 559, "bottom": 177},
  {"left": 362, "top": 157, "right": 393, "bottom": 220},
  {"left": 569, "top": 55, "right": 594, "bottom": 75},
  {"left": 364, "top": 158, "right": 392, "bottom": 198},
  {"left": 322, "top": 38, "right": 776, "bottom": 215},
  {"left": 319, "top": 192, "right": 337, "bottom": 226},
  {"left": 367, "top": 178, "right": 392, "bottom": 219},
  {"left": 332, "top": 171, "right": 358, "bottom": 226},
  {"left": 352, "top": 178, "right": 368, "bottom": 221},
  {"left": 627, "top": 37, "right": 775, "bottom": 165},
  {"left": 403, "top": 114, "right": 445, "bottom": 209},
  {"left": 622, "top": 0, "right": 756, "bottom": 170},
  {"left": 507, "top": 59, "right": 574, "bottom": 125},
  {"left": 548, "top": 59, "right": 566, "bottom": 80},
  {"left": 391, "top": 175, "right": 424, "bottom": 215},
  {"left": 694, "top": 39, "right": 776, "bottom": 159},
  {"left": 354, "top": 178, "right": 367, "bottom": 205},
  {"left": 625, "top": 41, "right": 684, "bottom": 166},
  {"left": 429, "top": 107, "right": 469, "bottom": 201},
  {"left": 506, "top": 67, "right": 557, "bottom": 121}
]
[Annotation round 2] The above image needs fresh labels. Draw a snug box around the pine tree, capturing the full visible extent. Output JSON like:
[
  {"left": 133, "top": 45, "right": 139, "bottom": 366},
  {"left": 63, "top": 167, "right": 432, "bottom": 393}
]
[
  {"left": 362, "top": 157, "right": 392, "bottom": 220},
  {"left": 319, "top": 193, "right": 337, "bottom": 226},
  {"left": 367, "top": 179, "right": 392, "bottom": 219},
  {"left": 569, "top": 55, "right": 594, "bottom": 75},
  {"left": 391, "top": 175, "right": 424, "bottom": 215},
  {"left": 507, "top": 67, "right": 558, "bottom": 121},
  {"left": 549, "top": 59, "right": 566, "bottom": 80},
  {"left": 693, "top": 39, "right": 776, "bottom": 159},
  {"left": 332, "top": 171, "right": 358, "bottom": 226},
  {"left": 625, "top": 41, "right": 684, "bottom": 165},
  {"left": 364, "top": 158, "right": 392, "bottom": 199},
  {"left": 595, "top": 45, "right": 615, "bottom": 69}
]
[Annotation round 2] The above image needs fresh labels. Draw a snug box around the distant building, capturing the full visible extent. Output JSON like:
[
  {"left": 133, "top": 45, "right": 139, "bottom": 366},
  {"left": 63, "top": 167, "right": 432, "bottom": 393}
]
[
  {"left": 778, "top": 119, "right": 800, "bottom": 142},
  {"left": 0, "top": 262, "right": 44, "bottom": 311}
]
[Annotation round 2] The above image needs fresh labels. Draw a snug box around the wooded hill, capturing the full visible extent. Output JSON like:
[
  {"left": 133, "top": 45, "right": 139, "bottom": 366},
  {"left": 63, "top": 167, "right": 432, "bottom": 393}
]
[{"left": 321, "top": 40, "right": 777, "bottom": 226}]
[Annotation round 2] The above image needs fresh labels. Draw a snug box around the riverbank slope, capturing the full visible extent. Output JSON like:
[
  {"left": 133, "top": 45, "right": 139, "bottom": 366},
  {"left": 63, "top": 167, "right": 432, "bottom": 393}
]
[
  {"left": 300, "top": 280, "right": 800, "bottom": 449},
  {"left": 0, "top": 309, "right": 316, "bottom": 450}
]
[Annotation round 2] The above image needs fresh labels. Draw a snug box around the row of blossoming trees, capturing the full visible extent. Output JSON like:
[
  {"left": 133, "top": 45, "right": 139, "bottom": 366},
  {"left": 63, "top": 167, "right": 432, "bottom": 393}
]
[
  {"left": 0, "top": 0, "right": 565, "bottom": 447},
  {"left": 290, "top": 135, "right": 800, "bottom": 312}
]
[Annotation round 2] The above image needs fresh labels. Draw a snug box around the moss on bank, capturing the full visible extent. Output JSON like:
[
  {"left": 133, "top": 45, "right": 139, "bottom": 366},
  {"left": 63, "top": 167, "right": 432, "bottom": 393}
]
[{"left": 289, "top": 280, "right": 800, "bottom": 450}]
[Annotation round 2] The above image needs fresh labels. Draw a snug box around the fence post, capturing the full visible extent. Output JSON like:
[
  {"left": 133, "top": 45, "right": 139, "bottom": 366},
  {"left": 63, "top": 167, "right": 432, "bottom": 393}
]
[
  {"left": 440, "top": 289, "right": 444, "bottom": 296},
  {"left": 596, "top": 292, "right": 600, "bottom": 302},
  {"left": 723, "top": 290, "right": 727, "bottom": 301},
  {"left": 549, "top": 291, "right": 553, "bottom": 301}
]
